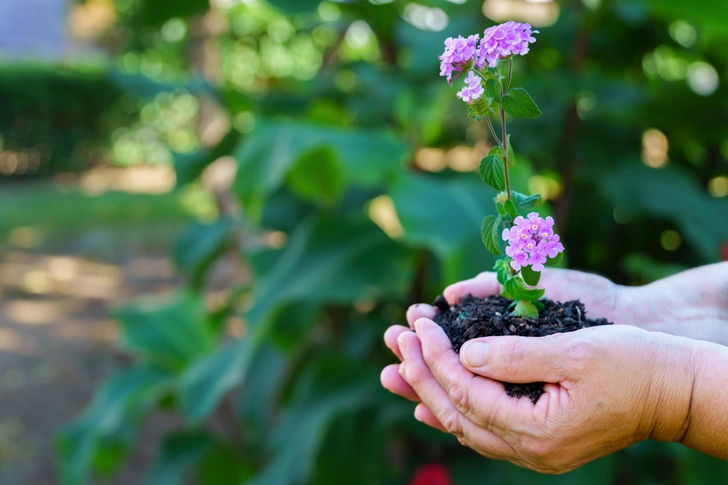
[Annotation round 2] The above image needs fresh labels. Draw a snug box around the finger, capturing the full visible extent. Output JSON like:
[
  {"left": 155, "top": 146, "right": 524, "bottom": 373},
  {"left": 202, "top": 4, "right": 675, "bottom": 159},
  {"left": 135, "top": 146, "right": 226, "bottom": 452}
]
[
  {"left": 406, "top": 303, "right": 437, "bottom": 329},
  {"left": 415, "top": 403, "right": 446, "bottom": 432},
  {"left": 414, "top": 318, "right": 527, "bottom": 432},
  {"left": 444, "top": 272, "right": 501, "bottom": 304},
  {"left": 384, "top": 325, "right": 411, "bottom": 360},
  {"left": 459, "top": 334, "right": 572, "bottom": 384},
  {"left": 381, "top": 364, "right": 420, "bottom": 402},
  {"left": 398, "top": 331, "right": 513, "bottom": 457}
]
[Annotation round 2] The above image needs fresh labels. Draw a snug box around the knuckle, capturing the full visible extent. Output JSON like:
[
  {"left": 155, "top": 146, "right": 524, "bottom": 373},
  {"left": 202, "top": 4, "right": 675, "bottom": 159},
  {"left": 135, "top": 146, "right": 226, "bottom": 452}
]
[
  {"left": 563, "top": 337, "right": 595, "bottom": 374},
  {"left": 441, "top": 411, "right": 463, "bottom": 437},
  {"left": 448, "top": 381, "right": 471, "bottom": 414},
  {"left": 401, "top": 362, "right": 425, "bottom": 385},
  {"left": 501, "top": 339, "right": 527, "bottom": 375}
]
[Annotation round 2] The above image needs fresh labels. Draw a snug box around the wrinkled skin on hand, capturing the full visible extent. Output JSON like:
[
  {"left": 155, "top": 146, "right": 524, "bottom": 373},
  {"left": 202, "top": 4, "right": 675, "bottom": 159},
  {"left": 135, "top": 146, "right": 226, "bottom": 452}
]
[{"left": 381, "top": 269, "right": 702, "bottom": 473}]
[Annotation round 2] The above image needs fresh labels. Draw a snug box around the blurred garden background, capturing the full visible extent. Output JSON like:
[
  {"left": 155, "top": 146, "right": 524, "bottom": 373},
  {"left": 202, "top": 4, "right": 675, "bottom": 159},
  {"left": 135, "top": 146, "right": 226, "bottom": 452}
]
[{"left": 0, "top": 0, "right": 727, "bottom": 483}]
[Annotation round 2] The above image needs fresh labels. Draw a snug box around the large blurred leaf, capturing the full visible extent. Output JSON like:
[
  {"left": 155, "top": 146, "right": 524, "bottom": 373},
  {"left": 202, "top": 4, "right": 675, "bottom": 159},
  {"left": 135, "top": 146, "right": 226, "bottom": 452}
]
[
  {"left": 107, "top": 70, "right": 214, "bottom": 99},
  {"left": 285, "top": 147, "right": 345, "bottom": 206},
  {"left": 180, "top": 215, "right": 412, "bottom": 424},
  {"left": 57, "top": 366, "right": 174, "bottom": 485},
  {"left": 246, "top": 214, "right": 414, "bottom": 325},
  {"left": 390, "top": 172, "right": 496, "bottom": 283},
  {"left": 139, "top": 0, "right": 210, "bottom": 26},
  {"left": 247, "top": 357, "right": 384, "bottom": 485},
  {"left": 174, "top": 130, "right": 241, "bottom": 188},
  {"left": 233, "top": 121, "right": 407, "bottom": 216},
  {"left": 115, "top": 292, "right": 217, "bottom": 371},
  {"left": 605, "top": 165, "right": 728, "bottom": 262},
  {"left": 266, "top": 0, "right": 321, "bottom": 13},
  {"left": 179, "top": 338, "right": 253, "bottom": 425},
  {"left": 173, "top": 216, "right": 239, "bottom": 288},
  {"left": 141, "top": 432, "right": 213, "bottom": 485}
]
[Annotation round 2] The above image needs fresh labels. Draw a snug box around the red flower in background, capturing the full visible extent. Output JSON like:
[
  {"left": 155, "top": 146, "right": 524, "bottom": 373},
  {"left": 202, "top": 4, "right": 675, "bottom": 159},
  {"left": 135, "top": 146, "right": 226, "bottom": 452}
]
[
  {"left": 409, "top": 464, "right": 453, "bottom": 485},
  {"left": 721, "top": 242, "right": 728, "bottom": 261}
]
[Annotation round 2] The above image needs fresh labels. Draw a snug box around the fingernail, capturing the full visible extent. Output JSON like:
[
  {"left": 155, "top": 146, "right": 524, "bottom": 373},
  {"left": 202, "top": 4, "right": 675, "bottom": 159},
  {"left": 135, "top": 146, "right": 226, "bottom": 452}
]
[
  {"left": 461, "top": 342, "right": 489, "bottom": 367},
  {"left": 398, "top": 335, "right": 408, "bottom": 356}
]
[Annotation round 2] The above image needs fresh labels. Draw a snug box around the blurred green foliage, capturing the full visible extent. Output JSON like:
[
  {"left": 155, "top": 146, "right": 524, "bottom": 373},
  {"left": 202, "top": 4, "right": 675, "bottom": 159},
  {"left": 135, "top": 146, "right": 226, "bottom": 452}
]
[{"left": 52, "top": 0, "right": 728, "bottom": 483}]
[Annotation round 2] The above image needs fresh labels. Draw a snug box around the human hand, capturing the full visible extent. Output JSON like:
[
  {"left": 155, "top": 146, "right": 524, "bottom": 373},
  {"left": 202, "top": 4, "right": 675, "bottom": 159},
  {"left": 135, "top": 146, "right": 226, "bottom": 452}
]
[
  {"left": 393, "top": 319, "right": 694, "bottom": 473},
  {"left": 381, "top": 268, "right": 625, "bottom": 406}
]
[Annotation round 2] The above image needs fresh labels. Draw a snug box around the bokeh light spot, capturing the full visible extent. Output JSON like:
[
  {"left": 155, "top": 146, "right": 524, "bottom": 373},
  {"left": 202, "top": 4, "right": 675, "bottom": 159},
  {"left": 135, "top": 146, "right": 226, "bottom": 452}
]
[
  {"left": 708, "top": 176, "right": 728, "bottom": 198},
  {"left": 641, "top": 129, "right": 669, "bottom": 168},
  {"left": 660, "top": 230, "right": 682, "bottom": 251}
]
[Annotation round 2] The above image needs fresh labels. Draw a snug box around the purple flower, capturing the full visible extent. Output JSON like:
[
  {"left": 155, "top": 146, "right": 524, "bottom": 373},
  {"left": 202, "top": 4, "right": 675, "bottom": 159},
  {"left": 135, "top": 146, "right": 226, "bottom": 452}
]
[
  {"left": 478, "top": 21, "right": 538, "bottom": 68},
  {"left": 456, "top": 71, "right": 484, "bottom": 104},
  {"left": 439, "top": 34, "right": 480, "bottom": 83},
  {"left": 502, "top": 212, "right": 564, "bottom": 272}
]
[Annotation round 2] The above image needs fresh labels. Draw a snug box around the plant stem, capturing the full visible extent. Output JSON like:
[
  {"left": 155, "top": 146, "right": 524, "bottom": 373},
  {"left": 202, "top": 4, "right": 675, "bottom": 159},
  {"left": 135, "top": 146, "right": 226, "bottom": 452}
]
[
  {"left": 498, "top": 66, "right": 511, "bottom": 201},
  {"left": 484, "top": 117, "right": 503, "bottom": 149},
  {"left": 506, "top": 58, "right": 513, "bottom": 92}
]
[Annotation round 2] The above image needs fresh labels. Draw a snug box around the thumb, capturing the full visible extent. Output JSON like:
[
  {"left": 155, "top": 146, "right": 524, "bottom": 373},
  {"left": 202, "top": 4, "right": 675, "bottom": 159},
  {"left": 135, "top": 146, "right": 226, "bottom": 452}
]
[{"left": 459, "top": 335, "right": 571, "bottom": 384}]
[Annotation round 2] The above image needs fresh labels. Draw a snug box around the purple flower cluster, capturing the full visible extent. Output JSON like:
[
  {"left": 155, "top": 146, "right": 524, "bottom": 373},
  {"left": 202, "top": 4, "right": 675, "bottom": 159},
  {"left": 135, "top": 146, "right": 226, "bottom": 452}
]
[
  {"left": 502, "top": 212, "right": 564, "bottom": 272},
  {"left": 456, "top": 72, "right": 484, "bottom": 104},
  {"left": 479, "top": 21, "right": 538, "bottom": 68},
  {"left": 438, "top": 22, "right": 538, "bottom": 104},
  {"left": 439, "top": 34, "right": 480, "bottom": 83}
]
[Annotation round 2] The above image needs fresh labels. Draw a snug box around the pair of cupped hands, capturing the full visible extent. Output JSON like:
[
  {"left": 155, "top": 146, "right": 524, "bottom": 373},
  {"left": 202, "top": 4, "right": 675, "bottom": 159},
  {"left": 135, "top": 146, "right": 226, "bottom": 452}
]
[{"left": 381, "top": 268, "right": 714, "bottom": 474}]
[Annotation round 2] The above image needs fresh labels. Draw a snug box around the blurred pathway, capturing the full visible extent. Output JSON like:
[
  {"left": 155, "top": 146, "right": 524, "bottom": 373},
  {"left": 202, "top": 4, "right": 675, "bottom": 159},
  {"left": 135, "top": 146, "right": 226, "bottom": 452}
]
[{"left": 0, "top": 249, "right": 180, "bottom": 484}]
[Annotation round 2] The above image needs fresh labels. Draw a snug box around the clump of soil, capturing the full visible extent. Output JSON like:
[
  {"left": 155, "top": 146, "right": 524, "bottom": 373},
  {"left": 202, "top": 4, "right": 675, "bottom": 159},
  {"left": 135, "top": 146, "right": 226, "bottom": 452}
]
[{"left": 432, "top": 294, "right": 612, "bottom": 403}]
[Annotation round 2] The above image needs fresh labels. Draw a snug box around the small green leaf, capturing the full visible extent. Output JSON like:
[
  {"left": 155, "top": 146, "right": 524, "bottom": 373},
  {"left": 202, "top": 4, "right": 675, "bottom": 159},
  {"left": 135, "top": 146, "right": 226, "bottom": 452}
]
[
  {"left": 546, "top": 251, "right": 565, "bottom": 267},
  {"left": 496, "top": 202, "right": 506, "bottom": 216},
  {"left": 481, "top": 215, "right": 502, "bottom": 256},
  {"left": 478, "top": 154, "right": 506, "bottom": 191},
  {"left": 514, "top": 300, "right": 539, "bottom": 319},
  {"left": 506, "top": 134, "right": 515, "bottom": 167},
  {"left": 533, "top": 300, "right": 545, "bottom": 312},
  {"left": 485, "top": 79, "right": 501, "bottom": 101},
  {"left": 520, "top": 265, "right": 541, "bottom": 286},
  {"left": 501, "top": 276, "right": 545, "bottom": 301},
  {"left": 501, "top": 88, "right": 542, "bottom": 119},
  {"left": 493, "top": 258, "right": 510, "bottom": 285},
  {"left": 504, "top": 199, "right": 519, "bottom": 218},
  {"left": 511, "top": 191, "right": 541, "bottom": 212},
  {"left": 285, "top": 147, "right": 345, "bottom": 206}
]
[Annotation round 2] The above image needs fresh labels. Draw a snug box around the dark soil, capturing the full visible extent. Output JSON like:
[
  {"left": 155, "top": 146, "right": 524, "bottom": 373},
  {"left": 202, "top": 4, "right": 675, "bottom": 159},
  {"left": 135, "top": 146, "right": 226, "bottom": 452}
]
[{"left": 432, "top": 294, "right": 612, "bottom": 404}]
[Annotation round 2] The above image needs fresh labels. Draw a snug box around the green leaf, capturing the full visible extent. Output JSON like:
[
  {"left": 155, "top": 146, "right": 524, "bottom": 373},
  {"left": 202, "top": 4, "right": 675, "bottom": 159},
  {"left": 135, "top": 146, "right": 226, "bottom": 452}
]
[
  {"left": 504, "top": 199, "right": 519, "bottom": 218},
  {"left": 140, "top": 432, "right": 213, "bottom": 485},
  {"left": 179, "top": 338, "right": 252, "bottom": 425},
  {"left": 389, "top": 172, "right": 497, "bottom": 283},
  {"left": 481, "top": 215, "right": 502, "bottom": 256},
  {"left": 514, "top": 300, "right": 539, "bottom": 319},
  {"left": 511, "top": 191, "right": 542, "bottom": 212},
  {"left": 520, "top": 265, "right": 541, "bottom": 286},
  {"left": 496, "top": 202, "right": 507, "bottom": 216},
  {"left": 173, "top": 130, "right": 241, "bottom": 188},
  {"left": 140, "top": 0, "right": 209, "bottom": 26},
  {"left": 493, "top": 258, "right": 510, "bottom": 285},
  {"left": 285, "top": 146, "right": 345, "bottom": 206},
  {"left": 115, "top": 292, "right": 216, "bottom": 371},
  {"left": 267, "top": 0, "right": 321, "bottom": 13},
  {"left": 247, "top": 215, "right": 413, "bottom": 326},
  {"left": 478, "top": 154, "right": 506, "bottom": 191},
  {"left": 233, "top": 121, "right": 406, "bottom": 216},
  {"left": 506, "top": 134, "right": 516, "bottom": 167},
  {"left": 57, "top": 366, "right": 174, "bottom": 485},
  {"left": 501, "top": 88, "right": 542, "bottom": 119},
  {"left": 605, "top": 165, "right": 728, "bottom": 262},
  {"left": 248, "top": 357, "right": 384, "bottom": 485},
  {"left": 546, "top": 251, "right": 564, "bottom": 268},
  {"left": 501, "top": 276, "right": 545, "bottom": 301},
  {"left": 485, "top": 79, "right": 501, "bottom": 101},
  {"left": 173, "top": 217, "right": 238, "bottom": 288}
]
